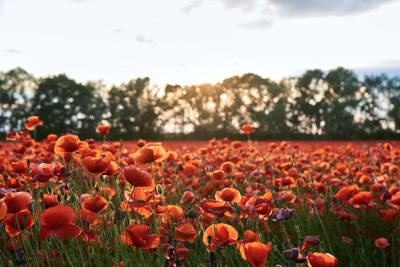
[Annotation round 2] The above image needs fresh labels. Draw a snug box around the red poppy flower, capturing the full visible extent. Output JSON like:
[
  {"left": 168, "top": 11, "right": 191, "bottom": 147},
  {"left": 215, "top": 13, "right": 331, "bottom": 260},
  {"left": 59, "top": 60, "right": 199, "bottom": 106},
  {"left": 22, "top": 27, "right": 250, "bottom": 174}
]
[
  {"left": 82, "top": 195, "right": 108, "bottom": 213},
  {"left": 200, "top": 199, "right": 232, "bottom": 217},
  {"left": 215, "top": 188, "right": 241, "bottom": 203},
  {"left": 120, "top": 224, "right": 159, "bottom": 249},
  {"left": 30, "top": 163, "right": 56, "bottom": 183},
  {"left": 82, "top": 154, "right": 111, "bottom": 176},
  {"left": 307, "top": 252, "right": 338, "bottom": 267},
  {"left": 221, "top": 161, "right": 235, "bottom": 174},
  {"left": 0, "top": 201, "right": 7, "bottom": 220},
  {"left": 162, "top": 205, "right": 184, "bottom": 223},
  {"left": 7, "top": 160, "right": 28, "bottom": 176},
  {"left": 203, "top": 223, "right": 238, "bottom": 252},
  {"left": 2, "top": 191, "right": 32, "bottom": 214},
  {"left": 24, "top": 116, "right": 43, "bottom": 131},
  {"left": 132, "top": 142, "right": 166, "bottom": 167},
  {"left": 240, "top": 241, "right": 272, "bottom": 267},
  {"left": 5, "top": 210, "right": 34, "bottom": 237},
  {"left": 240, "top": 124, "right": 255, "bottom": 134},
  {"left": 97, "top": 125, "right": 111, "bottom": 135},
  {"left": 375, "top": 237, "right": 390, "bottom": 249},
  {"left": 42, "top": 194, "right": 58, "bottom": 208},
  {"left": 349, "top": 191, "right": 373, "bottom": 208},
  {"left": 40, "top": 205, "right": 82, "bottom": 240},
  {"left": 54, "top": 135, "right": 89, "bottom": 158},
  {"left": 175, "top": 223, "right": 198, "bottom": 243},
  {"left": 180, "top": 191, "right": 196, "bottom": 204},
  {"left": 123, "top": 165, "right": 155, "bottom": 191}
]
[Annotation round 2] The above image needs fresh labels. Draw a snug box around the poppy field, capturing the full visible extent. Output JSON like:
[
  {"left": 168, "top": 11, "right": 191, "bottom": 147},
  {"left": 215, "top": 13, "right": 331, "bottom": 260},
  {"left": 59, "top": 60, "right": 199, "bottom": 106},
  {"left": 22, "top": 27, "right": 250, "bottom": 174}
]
[{"left": 1, "top": 119, "right": 400, "bottom": 266}]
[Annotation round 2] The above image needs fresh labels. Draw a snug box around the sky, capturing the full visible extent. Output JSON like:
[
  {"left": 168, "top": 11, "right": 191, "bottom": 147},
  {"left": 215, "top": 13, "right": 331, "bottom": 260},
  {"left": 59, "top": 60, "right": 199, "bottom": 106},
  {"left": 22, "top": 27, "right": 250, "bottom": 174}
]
[{"left": 1, "top": 0, "right": 400, "bottom": 87}]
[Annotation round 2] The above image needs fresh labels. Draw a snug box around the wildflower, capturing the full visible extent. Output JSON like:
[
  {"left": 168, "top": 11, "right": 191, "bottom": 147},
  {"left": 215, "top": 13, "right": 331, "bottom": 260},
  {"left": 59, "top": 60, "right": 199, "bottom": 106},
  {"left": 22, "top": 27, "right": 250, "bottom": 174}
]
[
  {"left": 120, "top": 224, "right": 159, "bottom": 249},
  {"left": 203, "top": 223, "right": 238, "bottom": 252},
  {"left": 240, "top": 241, "right": 272, "bottom": 267},
  {"left": 24, "top": 116, "right": 43, "bottom": 131},
  {"left": 97, "top": 125, "right": 111, "bottom": 135},
  {"left": 40, "top": 205, "right": 82, "bottom": 240}
]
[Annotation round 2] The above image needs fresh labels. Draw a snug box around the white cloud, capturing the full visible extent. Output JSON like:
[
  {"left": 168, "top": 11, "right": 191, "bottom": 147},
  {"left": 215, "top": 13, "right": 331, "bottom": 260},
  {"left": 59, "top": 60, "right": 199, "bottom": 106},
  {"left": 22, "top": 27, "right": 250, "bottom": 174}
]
[
  {"left": 135, "top": 34, "right": 154, "bottom": 44},
  {"left": 180, "top": 0, "right": 203, "bottom": 14},
  {"left": 237, "top": 18, "right": 273, "bottom": 30},
  {"left": 217, "top": 0, "right": 399, "bottom": 17},
  {"left": 5, "top": 48, "right": 22, "bottom": 54}
]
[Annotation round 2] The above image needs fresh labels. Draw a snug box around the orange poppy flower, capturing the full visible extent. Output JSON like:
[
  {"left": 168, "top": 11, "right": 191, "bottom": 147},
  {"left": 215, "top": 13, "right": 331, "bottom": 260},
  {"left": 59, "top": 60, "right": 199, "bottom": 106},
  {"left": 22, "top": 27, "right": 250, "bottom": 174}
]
[
  {"left": 2, "top": 191, "right": 32, "bottom": 214},
  {"left": 42, "top": 194, "right": 58, "bottom": 208},
  {"left": 162, "top": 205, "right": 184, "bottom": 223},
  {"left": 240, "top": 241, "right": 272, "bottom": 267},
  {"left": 307, "top": 252, "right": 338, "bottom": 267},
  {"left": 203, "top": 223, "right": 238, "bottom": 252},
  {"left": 40, "top": 205, "right": 82, "bottom": 240},
  {"left": 221, "top": 161, "right": 235, "bottom": 174},
  {"left": 200, "top": 199, "right": 232, "bottom": 217},
  {"left": 174, "top": 223, "right": 198, "bottom": 243},
  {"left": 165, "top": 151, "right": 178, "bottom": 162},
  {"left": 236, "top": 229, "right": 260, "bottom": 250},
  {"left": 82, "top": 195, "right": 108, "bottom": 213},
  {"left": 54, "top": 135, "right": 89, "bottom": 158},
  {"left": 211, "top": 170, "right": 226, "bottom": 180},
  {"left": 5, "top": 210, "right": 34, "bottom": 237},
  {"left": 240, "top": 124, "right": 255, "bottom": 134},
  {"left": 348, "top": 191, "right": 372, "bottom": 208},
  {"left": 7, "top": 160, "right": 28, "bottom": 176},
  {"left": 378, "top": 209, "right": 399, "bottom": 221},
  {"left": 30, "top": 163, "right": 56, "bottom": 183},
  {"left": 375, "top": 237, "right": 390, "bottom": 249},
  {"left": 24, "top": 116, "right": 43, "bottom": 131},
  {"left": 215, "top": 188, "right": 241, "bottom": 203},
  {"left": 334, "top": 185, "right": 361, "bottom": 201},
  {"left": 180, "top": 191, "right": 196, "bottom": 204},
  {"left": 97, "top": 125, "right": 111, "bottom": 135},
  {"left": 82, "top": 154, "right": 111, "bottom": 176},
  {"left": 132, "top": 142, "right": 166, "bottom": 167},
  {"left": 120, "top": 224, "right": 159, "bottom": 249},
  {"left": 123, "top": 165, "right": 155, "bottom": 191}
]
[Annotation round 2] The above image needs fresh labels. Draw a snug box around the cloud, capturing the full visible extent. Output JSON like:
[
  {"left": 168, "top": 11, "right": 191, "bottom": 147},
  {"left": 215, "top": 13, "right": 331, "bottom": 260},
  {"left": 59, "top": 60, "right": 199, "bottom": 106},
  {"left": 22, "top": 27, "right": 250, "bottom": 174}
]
[
  {"left": 5, "top": 48, "right": 22, "bottom": 54},
  {"left": 237, "top": 18, "right": 273, "bottom": 29},
  {"left": 112, "top": 29, "right": 123, "bottom": 34},
  {"left": 219, "top": 0, "right": 260, "bottom": 12},
  {"left": 269, "top": 0, "right": 399, "bottom": 17},
  {"left": 180, "top": 0, "right": 203, "bottom": 14},
  {"left": 216, "top": 0, "right": 399, "bottom": 17},
  {"left": 355, "top": 60, "right": 400, "bottom": 77},
  {"left": 135, "top": 34, "right": 154, "bottom": 44}
]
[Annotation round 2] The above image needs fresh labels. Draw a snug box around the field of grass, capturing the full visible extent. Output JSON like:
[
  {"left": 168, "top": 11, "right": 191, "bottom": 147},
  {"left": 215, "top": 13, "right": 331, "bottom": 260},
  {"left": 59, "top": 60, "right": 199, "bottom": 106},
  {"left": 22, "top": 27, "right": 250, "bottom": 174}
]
[{"left": 1, "top": 127, "right": 399, "bottom": 266}]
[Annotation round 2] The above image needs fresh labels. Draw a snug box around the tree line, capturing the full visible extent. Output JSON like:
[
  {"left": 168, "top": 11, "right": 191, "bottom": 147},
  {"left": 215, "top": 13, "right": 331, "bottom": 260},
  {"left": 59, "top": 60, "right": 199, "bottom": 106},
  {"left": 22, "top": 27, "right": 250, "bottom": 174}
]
[{"left": 0, "top": 67, "right": 399, "bottom": 140}]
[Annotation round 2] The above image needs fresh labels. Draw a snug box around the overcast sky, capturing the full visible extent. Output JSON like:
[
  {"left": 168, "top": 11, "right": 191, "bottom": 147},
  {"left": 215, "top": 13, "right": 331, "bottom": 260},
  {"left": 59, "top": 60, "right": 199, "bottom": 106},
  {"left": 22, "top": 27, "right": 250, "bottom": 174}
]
[{"left": 1, "top": 0, "right": 399, "bottom": 87}]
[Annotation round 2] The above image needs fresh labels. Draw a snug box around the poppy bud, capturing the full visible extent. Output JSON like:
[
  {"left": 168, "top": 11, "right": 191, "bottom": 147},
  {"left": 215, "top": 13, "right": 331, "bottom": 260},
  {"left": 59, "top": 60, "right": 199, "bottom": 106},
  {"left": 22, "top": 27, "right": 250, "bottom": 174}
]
[
  {"left": 28, "top": 202, "right": 35, "bottom": 213},
  {"left": 157, "top": 184, "right": 164, "bottom": 195},
  {"left": 26, "top": 159, "right": 31, "bottom": 169},
  {"left": 46, "top": 185, "right": 52, "bottom": 194},
  {"left": 3, "top": 174, "right": 8, "bottom": 184}
]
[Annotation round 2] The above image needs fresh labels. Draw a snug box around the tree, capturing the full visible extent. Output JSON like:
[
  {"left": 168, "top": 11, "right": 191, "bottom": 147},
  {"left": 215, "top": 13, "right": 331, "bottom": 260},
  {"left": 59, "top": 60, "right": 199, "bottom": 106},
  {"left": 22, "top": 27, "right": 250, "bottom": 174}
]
[
  {"left": 0, "top": 68, "right": 35, "bottom": 132},
  {"left": 31, "top": 74, "right": 105, "bottom": 139}
]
